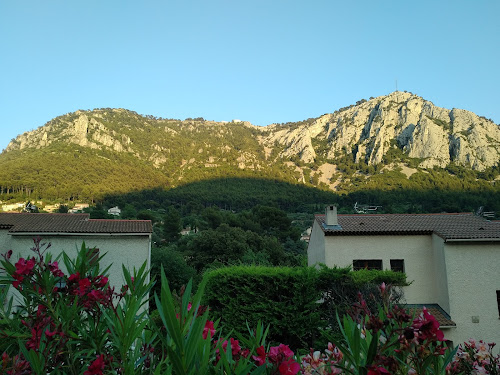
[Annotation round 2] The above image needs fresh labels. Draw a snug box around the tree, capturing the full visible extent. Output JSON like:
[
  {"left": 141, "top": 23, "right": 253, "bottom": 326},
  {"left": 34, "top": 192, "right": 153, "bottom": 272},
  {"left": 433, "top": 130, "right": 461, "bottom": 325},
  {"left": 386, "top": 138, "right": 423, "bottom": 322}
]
[
  {"left": 57, "top": 204, "right": 69, "bottom": 213},
  {"left": 164, "top": 206, "right": 182, "bottom": 243}
]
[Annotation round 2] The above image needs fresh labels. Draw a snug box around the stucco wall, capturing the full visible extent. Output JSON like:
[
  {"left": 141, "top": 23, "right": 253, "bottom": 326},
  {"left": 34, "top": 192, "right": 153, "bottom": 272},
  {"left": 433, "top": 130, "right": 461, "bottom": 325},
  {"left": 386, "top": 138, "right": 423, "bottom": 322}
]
[
  {"left": 1, "top": 233, "right": 151, "bottom": 291},
  {"left": 321, "top": 234, "right": 438, "bottom": 304},
  {"left": 431, "top": 234, "right": 450, "bottom": 314},
  {"left": 443, "top": 241, "right": 500, "bottom": 346},
  {"left": 307, "top": 221, "right": 326, "bottom": 267}
]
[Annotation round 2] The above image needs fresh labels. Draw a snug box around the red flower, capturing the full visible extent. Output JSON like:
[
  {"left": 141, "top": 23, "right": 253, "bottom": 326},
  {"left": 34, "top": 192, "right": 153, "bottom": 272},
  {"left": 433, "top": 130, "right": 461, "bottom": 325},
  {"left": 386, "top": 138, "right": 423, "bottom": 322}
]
[
  {"left": 84, "top": 354, "right": 106, "bottom": 375},
  {"left": 230, "top": 338, "right": 241, "bottom": 357},
  {"left": 14, "top": 258, "right": 35, "bottom": 276},
  {"left": 95, "top": 276, "right": 108, "bottom": 288},
  {"left": 48, "top": 261, "right": 64, "bottom": 277},
  {"left": 252, "top": 345, "right": 267, "bottom": 366},
  {"left": 77, "top": 278, "right": 91, "bottom": 296},
  {"left": 203, "top": 320, "right": 215, "bottom": 339},
  {"left": 268, "top": 344, "right": 294, "bottom": 364},
  {"left": 68, "top": 272, "right": 80, "bottom": 282},
  {"left": 367, "top": 365, "right": 390, "bottom": 375},
  {"left": 278, "top": 358, "right": 300, "bottom": 375}
]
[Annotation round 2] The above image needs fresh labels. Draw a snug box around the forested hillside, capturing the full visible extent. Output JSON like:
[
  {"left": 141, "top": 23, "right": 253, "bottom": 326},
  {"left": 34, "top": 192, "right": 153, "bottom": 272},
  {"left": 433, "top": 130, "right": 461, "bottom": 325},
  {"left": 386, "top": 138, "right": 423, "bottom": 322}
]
[{"left": 0, "top": 92, "right": 498, "bottom": 214}]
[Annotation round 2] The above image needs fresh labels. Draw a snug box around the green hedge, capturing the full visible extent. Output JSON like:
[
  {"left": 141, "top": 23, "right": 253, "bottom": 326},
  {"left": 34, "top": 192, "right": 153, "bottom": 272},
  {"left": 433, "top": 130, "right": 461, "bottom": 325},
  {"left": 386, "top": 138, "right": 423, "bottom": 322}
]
[{"left": 203, "top": 265, "right": 406, "bottom": 350}]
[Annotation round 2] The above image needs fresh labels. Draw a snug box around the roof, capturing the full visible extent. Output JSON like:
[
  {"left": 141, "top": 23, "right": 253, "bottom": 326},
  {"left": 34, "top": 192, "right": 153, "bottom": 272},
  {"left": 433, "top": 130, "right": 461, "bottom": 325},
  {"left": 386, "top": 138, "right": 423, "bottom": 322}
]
[
  {"left": 315, "top": 213, "right": 500, "bottom": 241},
  {"left": 405, "top": 304, "right": 456, "bottom": 328},
  {"left": 0, "top": 213, "right": 152, "bottom": 234}
]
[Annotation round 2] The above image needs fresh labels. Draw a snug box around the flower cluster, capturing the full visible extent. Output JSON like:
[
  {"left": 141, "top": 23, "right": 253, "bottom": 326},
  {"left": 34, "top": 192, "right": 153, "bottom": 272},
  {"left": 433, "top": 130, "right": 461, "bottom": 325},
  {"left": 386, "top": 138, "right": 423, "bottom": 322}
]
[
  {"left": 447, "top": 339, "right": 500, "bottom": 374},
  {"left": 301, "top": 343, "right": 343, "bottom": 375},
  {"left": 67, "top": 271, "right": 113, "bottom": 310}
]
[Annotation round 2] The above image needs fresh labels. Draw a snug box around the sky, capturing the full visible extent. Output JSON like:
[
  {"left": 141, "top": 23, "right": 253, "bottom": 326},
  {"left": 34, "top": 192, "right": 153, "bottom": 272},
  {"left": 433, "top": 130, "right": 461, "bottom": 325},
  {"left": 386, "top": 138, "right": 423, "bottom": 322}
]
[{"left": 1, "top": 0, "right": 499, "bottom": 152}]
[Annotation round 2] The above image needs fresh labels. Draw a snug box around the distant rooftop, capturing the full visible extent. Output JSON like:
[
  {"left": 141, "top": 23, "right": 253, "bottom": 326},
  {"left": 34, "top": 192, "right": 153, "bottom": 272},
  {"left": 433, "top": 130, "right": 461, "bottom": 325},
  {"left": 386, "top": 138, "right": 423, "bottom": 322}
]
[
  {"left": 315, "top": 213, "right": 500, "bottom": 241},
  {"left": 0, "top": 213, "right": 152, "bottom": 234}
]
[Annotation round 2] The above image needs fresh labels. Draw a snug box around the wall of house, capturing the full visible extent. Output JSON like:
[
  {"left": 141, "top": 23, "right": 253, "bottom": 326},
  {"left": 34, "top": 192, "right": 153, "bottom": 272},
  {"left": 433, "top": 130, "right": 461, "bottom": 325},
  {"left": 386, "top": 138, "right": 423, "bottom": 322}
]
[
  {"left": 321, "top": 234, "right": 438, "bottom": 304},
  {"left": 307, "top": 221, "right": 326, "bottom": 267},
  {"left": 431, "top": 234, "right": 450, "bottom": 314},
  {"left": 2, "top": 233, "right": 151, "bottom": 291},
  {"left": 443, "top": 241, "right": 500, "bottom": 346}
]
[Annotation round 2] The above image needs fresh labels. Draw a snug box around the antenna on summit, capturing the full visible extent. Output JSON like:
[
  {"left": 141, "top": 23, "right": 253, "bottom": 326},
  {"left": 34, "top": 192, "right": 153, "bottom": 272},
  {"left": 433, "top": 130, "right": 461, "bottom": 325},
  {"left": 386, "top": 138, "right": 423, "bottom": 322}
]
[{"left": 395, "top": 79, "right": 398, "bottom": 92}]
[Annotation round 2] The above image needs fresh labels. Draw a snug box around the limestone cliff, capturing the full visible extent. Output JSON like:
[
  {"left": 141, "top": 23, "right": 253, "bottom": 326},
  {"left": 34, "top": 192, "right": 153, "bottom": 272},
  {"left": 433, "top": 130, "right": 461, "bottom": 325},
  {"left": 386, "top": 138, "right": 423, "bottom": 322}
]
[
  {"left": 260, "top": 92, "right": 499, "bottom": 171},
  {"left": 5, "top": 93, "right": 499, "bottom": 173}
]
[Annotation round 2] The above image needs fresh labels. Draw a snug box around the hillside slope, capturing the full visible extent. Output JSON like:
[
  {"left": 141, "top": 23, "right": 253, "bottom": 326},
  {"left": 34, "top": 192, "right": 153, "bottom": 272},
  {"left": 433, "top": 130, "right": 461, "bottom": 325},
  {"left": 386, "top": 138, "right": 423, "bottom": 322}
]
[{"left": 1, "top": 92, "right": 498, "bottom": 201}]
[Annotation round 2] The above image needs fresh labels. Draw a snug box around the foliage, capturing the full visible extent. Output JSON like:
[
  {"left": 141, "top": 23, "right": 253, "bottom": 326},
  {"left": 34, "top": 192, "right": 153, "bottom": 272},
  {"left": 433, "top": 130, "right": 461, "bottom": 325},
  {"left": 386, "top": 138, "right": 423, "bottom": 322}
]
[
  {"left": 164, "top": 206, "right": 182, "bottom": 243},
  {"left": 0, "top": 240, "right": 498, "bottom": 374},
  {"left": 202, "top": 266, "right": 407, "bottom": 351},
  {"left": 203, "top": 266, "right": 321, "bottom": 350},
  {"left": 0, "top": 238, "right": 154, "bottom": 374},
  {"left": 150, "top": 246, "right": 196, "bottom": 295}
]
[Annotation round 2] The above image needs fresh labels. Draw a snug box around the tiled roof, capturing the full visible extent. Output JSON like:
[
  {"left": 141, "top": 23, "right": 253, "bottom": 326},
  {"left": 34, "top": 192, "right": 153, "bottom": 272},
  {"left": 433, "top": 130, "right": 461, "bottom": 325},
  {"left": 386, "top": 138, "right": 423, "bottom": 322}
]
[
  {"left": 405, "top": 304, "right": 456, "bottom": 327},
  {"left": 316, "top": 213, "right": 500, "bottom": 241},
  {"left": 0, "top": 213, "right": 152, "bottom": 234}
]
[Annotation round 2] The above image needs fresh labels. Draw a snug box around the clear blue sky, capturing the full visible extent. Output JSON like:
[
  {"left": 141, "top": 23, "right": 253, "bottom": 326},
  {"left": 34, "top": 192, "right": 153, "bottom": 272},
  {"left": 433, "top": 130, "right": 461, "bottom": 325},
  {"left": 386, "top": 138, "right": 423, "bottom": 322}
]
[{"left": 1, "top": 1, "right": 499, "bottom": 152}]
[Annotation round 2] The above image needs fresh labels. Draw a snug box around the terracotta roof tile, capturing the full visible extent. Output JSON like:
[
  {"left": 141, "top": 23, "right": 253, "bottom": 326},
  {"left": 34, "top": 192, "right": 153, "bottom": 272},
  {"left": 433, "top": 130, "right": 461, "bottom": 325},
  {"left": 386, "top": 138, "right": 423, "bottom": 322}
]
[
  {"left": 405, "top": 304, "right": 456, "bottom": 327},
  {"left": 316, "top": 213, "right": 500, "bottom": 240},
  {"left": 0, "top": 213, "right": 152, "bottom": 234}
]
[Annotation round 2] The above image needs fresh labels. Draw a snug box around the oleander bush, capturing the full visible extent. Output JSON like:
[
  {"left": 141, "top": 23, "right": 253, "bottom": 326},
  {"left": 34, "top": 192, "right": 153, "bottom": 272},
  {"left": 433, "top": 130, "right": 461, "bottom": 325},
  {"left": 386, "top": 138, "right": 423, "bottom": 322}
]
[{"left": 0, "top": 240, "right": 498, "bottom": 374}]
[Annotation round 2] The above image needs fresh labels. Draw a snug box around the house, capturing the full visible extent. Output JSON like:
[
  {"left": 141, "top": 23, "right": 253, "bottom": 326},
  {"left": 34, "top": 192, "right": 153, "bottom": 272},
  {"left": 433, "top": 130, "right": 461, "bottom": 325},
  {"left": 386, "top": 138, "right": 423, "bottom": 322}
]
[
  {"left": 108, "top": 206, "right": 122, "bottom": 216},
  {"left": 69, "top": 203, "right": 90, "bottom": 213},
  {"left": 308, "top": 205, "right": 500, "bottom": 346},
  {"left": 0, "top": 213, "right": 152, "bottom": 292}
]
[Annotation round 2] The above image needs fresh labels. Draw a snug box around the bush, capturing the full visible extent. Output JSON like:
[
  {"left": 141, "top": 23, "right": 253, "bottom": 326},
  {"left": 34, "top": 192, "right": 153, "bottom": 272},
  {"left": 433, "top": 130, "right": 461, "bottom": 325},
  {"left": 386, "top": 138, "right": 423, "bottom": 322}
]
[
  {"left": 203, "top": 266, "right": 321, "bottom": 350},
  {"left": 203, "top": 265, "right": 407, "bottom": 351}
]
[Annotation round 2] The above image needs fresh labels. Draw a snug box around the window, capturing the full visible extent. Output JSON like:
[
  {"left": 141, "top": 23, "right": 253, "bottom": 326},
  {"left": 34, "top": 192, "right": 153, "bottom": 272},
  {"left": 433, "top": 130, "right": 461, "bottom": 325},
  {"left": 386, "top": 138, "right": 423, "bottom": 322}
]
[
  {"left": 390, "top": 259, "right": 405, "bottom": 273},
  {"left": 497, "top": 290, "right": 500, "bottom": 317},
  {"left": 87, "top": 247, "right": 99, "bottom": 267},
  {"left": 353, "top": 259, "right": 382, "bottom": 271}
]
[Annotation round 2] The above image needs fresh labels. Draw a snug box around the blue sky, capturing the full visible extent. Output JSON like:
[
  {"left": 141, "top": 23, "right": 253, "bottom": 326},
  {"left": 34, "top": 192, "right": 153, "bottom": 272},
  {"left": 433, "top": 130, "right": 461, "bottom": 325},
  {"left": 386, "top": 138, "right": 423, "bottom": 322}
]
[{"left": 1, "top": 1, "right": 499, "bottom": 152}]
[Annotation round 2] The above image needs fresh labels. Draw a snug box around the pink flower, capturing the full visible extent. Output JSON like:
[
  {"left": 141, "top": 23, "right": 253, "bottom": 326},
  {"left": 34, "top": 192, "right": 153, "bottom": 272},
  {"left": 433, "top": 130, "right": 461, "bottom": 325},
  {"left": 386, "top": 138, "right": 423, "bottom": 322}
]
[
  {"left": 14, "top": 258, "right": 35, "bottom": 276},
  {"left": 203, "top": 320, "right": 215, "bottom": 339},
  {"left": 379, "top": 282, "right": 386, "bottom": 294},
  {"left": 367, "top": 365, "right": 390, "bottom": 375},
  {"left": 230, "top": 338, "right": 241, "bottom": 356},
  {"left": 48, "top": 261, "right": 64, "bottom": 277},
  {"left": 96, "top": 276, "right": 108, "bottom": 288},
  {"left": 68, "top": 272, "right": 80, "bottom": 282},
  {"left": 252, "top": 345, "right": 267, "bottom": 366},
  {"left": 77, "top": 278, "right": 91, "bottom": 296},
  {"left": 268, "top": 344, "right": 294, "bottom": 364},
  {"left": 278, "top": 358, "right": 300, "bottom": 375},
  {"left": 84, "top": 355, "right": 106, "bottom": 375}
]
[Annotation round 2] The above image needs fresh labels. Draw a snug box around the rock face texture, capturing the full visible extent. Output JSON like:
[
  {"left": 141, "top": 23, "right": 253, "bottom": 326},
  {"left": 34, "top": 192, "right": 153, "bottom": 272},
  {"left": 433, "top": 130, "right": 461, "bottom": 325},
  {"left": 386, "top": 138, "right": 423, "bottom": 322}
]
[
  {"left": 5, "top": 92, "right": 500, "bottom": 172},
  {"left": 259, "top": 92, "right": 499, "bottom": 171}
]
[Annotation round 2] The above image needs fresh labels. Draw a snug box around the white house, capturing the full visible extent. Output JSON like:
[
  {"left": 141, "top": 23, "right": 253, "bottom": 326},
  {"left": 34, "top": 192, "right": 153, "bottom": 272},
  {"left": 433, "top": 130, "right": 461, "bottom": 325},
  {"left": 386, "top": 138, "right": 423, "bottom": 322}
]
[
  {"left": 107, "top": 206, "right": 122, "bottom": 216},
  {"left": 308, "top": 206, "right": 500, "bottom": 347},
  {"left": 0, "top": 212, "right": 152, "bottom": 291}
]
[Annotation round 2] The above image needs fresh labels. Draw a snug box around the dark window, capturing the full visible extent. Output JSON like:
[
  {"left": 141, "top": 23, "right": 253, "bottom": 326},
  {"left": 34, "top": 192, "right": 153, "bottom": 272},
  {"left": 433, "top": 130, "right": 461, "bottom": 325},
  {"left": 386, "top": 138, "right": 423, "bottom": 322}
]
[
  {"left": 353, "top": 259, "right": 382, "bottom": 271},
  {"left": 390, "top": 259, "right": 405, "bottom": 273},
  {"left": 497, "top": 291, "right": 500, "bottom": 317},
  {"left": 87, "top": 247, "right": 99, "bottom": 267}
]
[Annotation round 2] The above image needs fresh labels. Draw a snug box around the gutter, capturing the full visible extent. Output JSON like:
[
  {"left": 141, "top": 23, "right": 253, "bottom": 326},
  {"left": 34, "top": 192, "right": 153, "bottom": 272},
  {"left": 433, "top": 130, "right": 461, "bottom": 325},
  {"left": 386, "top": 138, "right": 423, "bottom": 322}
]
[
  {"left": 444, "top": 238, "right": 500, "bottom": 243},
  {"left": 9, "top": 232, "right": 151, "bottom": 237}
]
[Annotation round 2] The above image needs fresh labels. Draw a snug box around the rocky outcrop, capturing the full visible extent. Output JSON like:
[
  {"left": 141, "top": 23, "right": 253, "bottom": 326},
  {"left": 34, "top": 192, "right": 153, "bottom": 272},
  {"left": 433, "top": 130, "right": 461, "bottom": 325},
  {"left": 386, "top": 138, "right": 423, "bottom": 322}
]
[
  {"left": 5, "top": 94, "right": 499, "bottom": 172},
  {"left": 260, "top": 91, "right": 499, "bottom": 171}
]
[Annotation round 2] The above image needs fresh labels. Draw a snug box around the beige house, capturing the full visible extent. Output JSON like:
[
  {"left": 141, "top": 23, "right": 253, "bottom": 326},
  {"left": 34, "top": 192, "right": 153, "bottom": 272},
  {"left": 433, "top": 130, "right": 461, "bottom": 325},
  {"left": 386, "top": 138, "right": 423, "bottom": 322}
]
[
  {"left": 308, "top": 206, "right": 500, "bottom": 346},
  {"left": 0, "top": 213, "right": 152, "bottom": 291}
]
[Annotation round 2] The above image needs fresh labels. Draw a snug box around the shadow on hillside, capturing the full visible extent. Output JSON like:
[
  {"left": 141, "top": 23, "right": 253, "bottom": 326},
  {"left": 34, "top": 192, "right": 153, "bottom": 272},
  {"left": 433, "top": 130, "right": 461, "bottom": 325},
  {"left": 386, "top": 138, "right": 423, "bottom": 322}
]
[{"left": 102, "top": 177, "right": 500, "bottom": 215}]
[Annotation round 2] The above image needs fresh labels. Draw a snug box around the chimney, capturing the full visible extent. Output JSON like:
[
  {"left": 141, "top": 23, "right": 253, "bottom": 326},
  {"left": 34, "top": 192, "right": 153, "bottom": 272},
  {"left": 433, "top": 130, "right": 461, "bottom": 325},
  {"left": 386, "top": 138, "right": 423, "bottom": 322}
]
[{"left": 325, "top": 205, "right": 338, "bottom": 226}]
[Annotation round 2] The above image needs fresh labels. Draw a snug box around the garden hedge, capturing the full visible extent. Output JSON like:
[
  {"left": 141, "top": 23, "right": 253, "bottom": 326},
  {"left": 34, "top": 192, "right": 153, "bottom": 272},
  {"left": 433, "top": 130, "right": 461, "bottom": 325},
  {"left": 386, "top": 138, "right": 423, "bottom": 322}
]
[{"left": 203, "top": 265, "right": 407, "bottom": 350}]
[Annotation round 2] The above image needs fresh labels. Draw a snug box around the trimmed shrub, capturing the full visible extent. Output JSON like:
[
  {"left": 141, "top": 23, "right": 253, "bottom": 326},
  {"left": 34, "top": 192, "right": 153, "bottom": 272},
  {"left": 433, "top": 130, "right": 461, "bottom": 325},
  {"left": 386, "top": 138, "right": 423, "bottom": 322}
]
[
  {"left": 203, "top": 265, "right": 407, "bottom": 350},
  {"left": 203, "top": 266, "right": 321, "bottom": 350}
]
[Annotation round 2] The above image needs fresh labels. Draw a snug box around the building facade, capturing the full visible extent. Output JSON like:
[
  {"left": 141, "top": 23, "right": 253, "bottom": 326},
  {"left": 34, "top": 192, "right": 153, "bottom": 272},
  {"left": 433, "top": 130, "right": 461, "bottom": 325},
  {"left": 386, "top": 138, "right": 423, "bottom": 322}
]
[{"left": 308, "top": 206, "right": 500, "bottom": 346}]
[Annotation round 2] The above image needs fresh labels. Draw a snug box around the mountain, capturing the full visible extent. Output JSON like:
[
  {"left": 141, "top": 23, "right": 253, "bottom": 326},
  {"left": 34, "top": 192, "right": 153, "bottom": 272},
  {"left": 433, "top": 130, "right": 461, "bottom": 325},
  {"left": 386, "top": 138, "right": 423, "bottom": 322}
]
[{"left": 1, "top": 91, "right": 498, "bottom": 202}]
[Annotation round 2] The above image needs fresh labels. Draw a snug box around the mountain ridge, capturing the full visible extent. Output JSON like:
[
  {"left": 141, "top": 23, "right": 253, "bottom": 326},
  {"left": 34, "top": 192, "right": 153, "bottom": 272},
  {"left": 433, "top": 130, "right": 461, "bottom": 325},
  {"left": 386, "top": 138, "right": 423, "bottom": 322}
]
[{"left": 1, "top": 91, "right": 498, "bottom": 201}]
